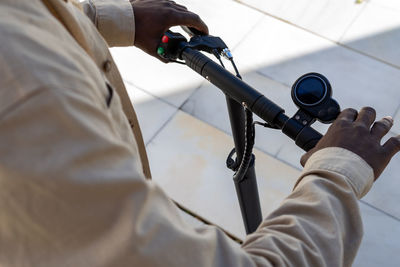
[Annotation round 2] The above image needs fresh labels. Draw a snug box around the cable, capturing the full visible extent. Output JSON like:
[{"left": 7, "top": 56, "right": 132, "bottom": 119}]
[
  {"left": 253, "top": 121, "right": 280, "bottom": 129},
  {"left": 212, "top": 49, "right": 225, "bottom": 68},
  {"left": 218, "top": 57, "right": 226, "bottom": 68},
  {"left": 233, "top": 108, "right": 255, "bottom": 182},
  {"left": 229, "top": 58, "right": 242, "bottom": 80}
]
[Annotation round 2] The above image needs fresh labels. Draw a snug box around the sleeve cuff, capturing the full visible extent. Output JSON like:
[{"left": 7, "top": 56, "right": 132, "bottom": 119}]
[
  {"left": 92, "top": 0, "right": 135, "bottom": 47},
  {"left": 295, "top": 147, "right": 374, "bottom": 199}
]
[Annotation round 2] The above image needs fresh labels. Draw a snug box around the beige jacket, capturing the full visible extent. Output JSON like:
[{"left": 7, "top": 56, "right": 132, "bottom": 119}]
[{"left": 0, "top": 0, "right": 374, "bottom": 266}]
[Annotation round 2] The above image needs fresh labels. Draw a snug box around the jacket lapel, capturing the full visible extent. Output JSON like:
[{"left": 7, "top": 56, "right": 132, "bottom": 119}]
[{"left": 40, "top": 0, "right": 152, "bottom": 179}]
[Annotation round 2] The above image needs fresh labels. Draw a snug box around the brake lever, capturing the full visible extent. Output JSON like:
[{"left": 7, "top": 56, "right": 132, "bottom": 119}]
[
  {"left": 185, "top": 35, "right": 228, "bottom": 55},
  {"left": 181, "top": 26, "right": 207, "bottom": 36}
]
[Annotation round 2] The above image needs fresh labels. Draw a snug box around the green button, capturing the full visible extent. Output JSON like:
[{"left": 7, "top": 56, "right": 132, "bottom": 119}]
[{"left": 157, "top": 47, "right": 165, "bottom": 56}]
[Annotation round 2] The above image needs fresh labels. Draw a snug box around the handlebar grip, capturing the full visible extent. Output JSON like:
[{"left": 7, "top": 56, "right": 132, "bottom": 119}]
[
  {"left": 295, "top": 126, "right": 323, "bottom": 151},
  {"left": 181, "top": 48, "right": 209, "bottom": 73}
]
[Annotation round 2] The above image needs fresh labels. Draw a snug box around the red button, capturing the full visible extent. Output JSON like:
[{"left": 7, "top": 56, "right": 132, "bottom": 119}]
[{"left": 162, "top": 35, "right": 169, "bottom": 43}]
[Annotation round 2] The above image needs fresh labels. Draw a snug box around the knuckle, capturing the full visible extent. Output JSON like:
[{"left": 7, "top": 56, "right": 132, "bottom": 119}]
[
  {"left": 353, "top": 121, "right": 365, "bottom": 128},
  {"left": 375, "top": 120, "right": 390, "bottom": 129},
  {"left": 390, "top": 137, "right": 400, "bottom": 149},
  {"left": 353, "top": 122, "right": 367, "bottom": 133},
  {"left": 163, "top": 8, "right": 175, "bottom": 17},
  {"left": 361, "top": 106, "right": 376, "bottom": 115},
  {"left": 343, "top": 108, "right": 357, "bottom": 114},
  {"left": 335, "top": 118, "right": 349, "bottom": 127}
]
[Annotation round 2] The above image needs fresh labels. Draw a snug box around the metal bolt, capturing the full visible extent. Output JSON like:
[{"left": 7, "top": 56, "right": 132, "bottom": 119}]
[
  {"left": 295, "top": 115, "right": 301, "bottom": 120},
  {"left": 242, "top": 102, "right": 248, "bottom": 108},
  {"left": 302, "top": 120, "right": 308, "bottom": 125},
  {"left": 205, "top": 76, "right": 210, "bottom": 81}
]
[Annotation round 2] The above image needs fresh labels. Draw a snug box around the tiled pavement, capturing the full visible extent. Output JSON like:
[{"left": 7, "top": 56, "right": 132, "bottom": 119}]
[{"left": 111, "top": 0, "right": 400, "bottom": 265}]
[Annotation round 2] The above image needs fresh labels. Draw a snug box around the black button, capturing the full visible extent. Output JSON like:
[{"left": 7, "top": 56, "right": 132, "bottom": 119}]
[
  {"left": 103, "top": 59, "right": 112, "bottom": 72},
  {"left": 318, "top": 109, "right": 328, "bottom": 119},
  {"left": 328, "top": 107, "right": 339, "bottom": 116}
]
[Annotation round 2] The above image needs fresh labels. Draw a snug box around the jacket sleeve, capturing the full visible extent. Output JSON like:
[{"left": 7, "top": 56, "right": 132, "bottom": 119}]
[
  {"left": 242, "top": 147, "right": 374, "bottom": 266},
  {"left": 81, "top": 0, "right": 135, "bottom": 47},
  {"left": 0, "top": 85, "right": 374, "bottom": 266}
]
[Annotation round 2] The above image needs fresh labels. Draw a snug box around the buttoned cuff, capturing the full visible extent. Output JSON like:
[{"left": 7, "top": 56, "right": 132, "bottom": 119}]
[
  {"left": 295, "top": 147, "right": 374, "bottom": 199},
  {"left": 91, "top": 0, "right": 135, "bottom": 47}
]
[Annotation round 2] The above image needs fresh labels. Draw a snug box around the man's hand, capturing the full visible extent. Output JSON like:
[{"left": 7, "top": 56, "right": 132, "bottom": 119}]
[
  {"left": 130, "top": 0, "right": 208, "bottom": 62},
  {"left": 301, "top": 107, "right": 400, "bottom": 180}
]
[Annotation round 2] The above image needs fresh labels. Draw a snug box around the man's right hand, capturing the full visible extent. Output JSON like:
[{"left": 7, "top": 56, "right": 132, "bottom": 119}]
[
  {"left": 130, "top": 0, "right": 208, "bottom": 62},
  {"left": 301, "top": 107, "right": 400, "bottom": 180}
]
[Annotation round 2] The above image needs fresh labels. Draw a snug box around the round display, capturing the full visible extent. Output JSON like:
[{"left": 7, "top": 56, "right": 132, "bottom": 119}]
[{"left": 295, "top": 76, "right": 327, "bottom": 106}]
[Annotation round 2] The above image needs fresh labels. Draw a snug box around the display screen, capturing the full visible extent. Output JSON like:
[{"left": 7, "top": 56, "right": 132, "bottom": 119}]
[{"left": 295, "top": 77, "right": 326, "bottom": 105}]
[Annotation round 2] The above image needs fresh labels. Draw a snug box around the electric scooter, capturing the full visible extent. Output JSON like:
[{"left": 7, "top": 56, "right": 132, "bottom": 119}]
[{"left": 157, "top": 29, "right": 341, "bottom": 234}]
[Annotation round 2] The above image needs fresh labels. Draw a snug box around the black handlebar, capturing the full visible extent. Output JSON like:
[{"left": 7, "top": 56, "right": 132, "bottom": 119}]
[{"left": 181, "top": 47, "right": 322, "bottom": 152}]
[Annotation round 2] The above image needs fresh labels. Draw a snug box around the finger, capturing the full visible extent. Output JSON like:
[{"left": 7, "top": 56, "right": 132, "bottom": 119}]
[
  {"left": 158, "top": 57, "right": 170, "bottom": 64},
  {"left": 168, "top": 4, "right": 189, "bottom": 12},
  {"left": 165, "top": 0, "right": 189, "bottom": 11},
  {"left": 162, "top": 1, "right": 189, "bottom": 13},
  {"left": 168, "top": 10, "right": 209, "bottom": 35},
  {"left": 370, "top": 116, "right": 393, "bottom": 139},
  {"left": 383, "top": 135, "right": 400, "bottom": 157},
  {"left": 175, "top": 6, "right": 189, "bottom": 12},
  {"left": 335, "top": 108, "right": 358, "bottom": 123},
  {"left": 354, "top": 106, "right": 376, "bottom": 128}
]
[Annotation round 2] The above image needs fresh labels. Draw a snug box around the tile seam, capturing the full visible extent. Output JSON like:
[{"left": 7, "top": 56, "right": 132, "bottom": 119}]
[
  {"left": 360, "top": 200, "right": 400, "bottom": 222},
  {"left": 233, "top": 0, "right": 400, "bottom": 71}
]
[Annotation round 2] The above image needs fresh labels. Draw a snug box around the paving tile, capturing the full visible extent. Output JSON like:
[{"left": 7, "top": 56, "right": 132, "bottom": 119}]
[
  {"left": 147, "top": 110, "right": 300, "bottom": 238},
  {"left": 393, "top": 110, "right": 400, "bottom": 134},
  {"left": 181, "top": 72, "right": 299, "bottom": 157},
  {"left": 370, "top": 0, "right": 400, "bottom": 12},
  {"left": 178, "top": 0, "right": 263, "bottom": 49},
  {"left": 353, "top": 202, "right": 400, "bottom": 267},
  {"left": 111, "top": 46, "right": 203, "bottom": 108},
  {"left": 237, "top": 0, "right": 366, "bottom": 41},
  {"left": 124, "top": 82, "right": 177, "bottom": 144},
  {"left": 341, "top": 2, "right": 400, "bottom": 68},
  {"left": 232, "top": 15, "right": 400, "bottom": 121}
]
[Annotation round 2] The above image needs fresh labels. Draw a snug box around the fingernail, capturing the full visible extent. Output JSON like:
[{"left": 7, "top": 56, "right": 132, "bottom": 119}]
[{"left": 384, "top": 116, "right": 394, "bottom": 125}]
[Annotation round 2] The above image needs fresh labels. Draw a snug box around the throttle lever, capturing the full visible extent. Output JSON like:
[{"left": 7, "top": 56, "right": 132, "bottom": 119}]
[{"left": 157, "top": 30, "right": 229, "bottom": 61}]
